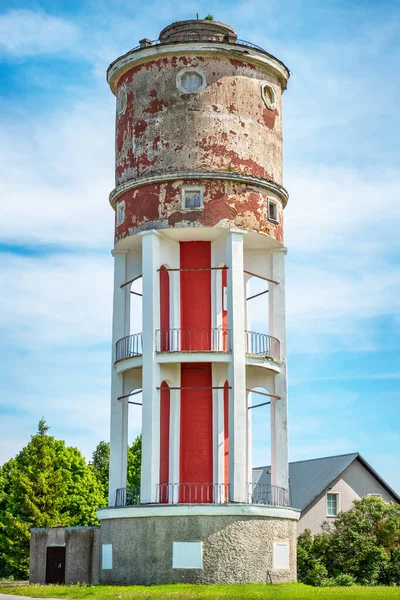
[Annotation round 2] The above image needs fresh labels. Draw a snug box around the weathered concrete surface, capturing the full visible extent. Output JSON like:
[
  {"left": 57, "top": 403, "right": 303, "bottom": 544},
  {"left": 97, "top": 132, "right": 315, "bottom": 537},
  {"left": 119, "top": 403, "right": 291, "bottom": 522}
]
[
  {"left": 114, "top": 179, "right": 283, "bottom": 242},
  {"left": 115, "top": 54, "right": 283, "bottom": 187},
  {"left": 100, "top": 514, "right": 297, "bottom": 584},
  {"left": 29, "top": 527, "right": 100, "bottom": 585}
]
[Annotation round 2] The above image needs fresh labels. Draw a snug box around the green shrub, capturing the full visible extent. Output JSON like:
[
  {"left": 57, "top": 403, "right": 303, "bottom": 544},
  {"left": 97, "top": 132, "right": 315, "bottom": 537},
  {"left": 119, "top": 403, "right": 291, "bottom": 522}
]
[
  {"left": 332, "top": 573, "right": 356, "bottom": 586},
  {"left": 302, "top": 560, "right": 330, "bottom": 587},
  {"left": 297, "top": 497, "right": 400, "bottom": 586}
]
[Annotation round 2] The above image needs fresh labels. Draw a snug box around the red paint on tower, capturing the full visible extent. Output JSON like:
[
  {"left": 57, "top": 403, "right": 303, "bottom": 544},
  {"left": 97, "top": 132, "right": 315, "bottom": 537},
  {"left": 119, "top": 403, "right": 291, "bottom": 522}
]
[
  {"left": 224, "top": 381, "right": 229, "bottom": 487},
  {"left": 159, "top": 381, "right": 170, "bottom": 503},
  {"left": 179, "top": 241, "right": 213, "bottom": 501},
  {"left": 180, "top": 241, "right": 211, "bottom": 350},
  {"left": 222, "top": 265, "right": 228, "bottom": 351},
  {"left": 180, "top": 363, "right": 213, "bottom": 501},
  {"left": 160, "top": 266, "right": 170, "bottom": 351}
]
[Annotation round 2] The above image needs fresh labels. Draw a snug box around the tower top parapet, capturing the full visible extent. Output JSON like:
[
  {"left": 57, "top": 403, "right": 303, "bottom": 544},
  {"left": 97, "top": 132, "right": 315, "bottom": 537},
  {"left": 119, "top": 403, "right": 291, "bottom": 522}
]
[{"left": 159, "top": 19, "right": 237, "bottom": 44}]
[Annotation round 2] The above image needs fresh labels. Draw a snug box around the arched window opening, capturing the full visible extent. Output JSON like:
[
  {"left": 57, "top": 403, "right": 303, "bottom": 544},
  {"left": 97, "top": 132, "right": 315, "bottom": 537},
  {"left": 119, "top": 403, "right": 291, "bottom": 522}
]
[
  {"left": 130, "top": 276, "right": 142, "bottom": 334},
  {"left": 248, "top": 387, "right": 271, "bottom": 503},
  {"left": 245, "top": 276, "right": 272, "bottom": 358},
  {"left": 124, "top": 388, "right": 142, "bottom": 505}
]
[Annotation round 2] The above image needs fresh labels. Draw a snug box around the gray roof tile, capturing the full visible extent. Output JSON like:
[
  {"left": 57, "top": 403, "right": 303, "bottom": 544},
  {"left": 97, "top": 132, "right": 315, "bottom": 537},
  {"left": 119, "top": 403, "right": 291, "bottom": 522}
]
[{"left": 253, "top": 453, "right": 399, "bottom": 510}]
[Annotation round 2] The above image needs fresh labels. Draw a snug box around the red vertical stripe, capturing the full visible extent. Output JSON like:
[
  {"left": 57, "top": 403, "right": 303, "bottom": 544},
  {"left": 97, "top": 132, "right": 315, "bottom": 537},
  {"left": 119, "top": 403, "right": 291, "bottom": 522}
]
[
  {"left": 222, "top": 265, "right": 228, "bottom": 350},
  {"left": 159, "top": 381, "right": 170, "bottom": 503},
  {"left": 180, "top": 241, "right": 211, "bottom": 350},
  {"left": 179, "top": 241, "right": 213, "bottom": 502},
  {"left": 180, "top": 363, "right": 213, "bottom": 501},
  {"left": 224, "top": 381, "right": 229, "bottom": 487},
  {"left": 160, "top": 265, "right": 170, "bottom": 351}
]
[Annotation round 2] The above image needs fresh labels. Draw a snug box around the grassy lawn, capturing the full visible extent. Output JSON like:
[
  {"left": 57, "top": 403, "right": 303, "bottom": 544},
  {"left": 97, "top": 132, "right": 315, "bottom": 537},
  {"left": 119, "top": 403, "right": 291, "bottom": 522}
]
[{"left": 0, "top": 583, "right": 400, "bottom": 600}]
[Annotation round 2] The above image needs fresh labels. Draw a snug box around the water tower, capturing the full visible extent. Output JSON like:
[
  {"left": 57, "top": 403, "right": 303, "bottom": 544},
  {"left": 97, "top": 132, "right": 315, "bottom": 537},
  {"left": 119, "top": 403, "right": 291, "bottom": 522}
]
[{"left": 97, "top": 18, "right": 300, "bottom": 584}]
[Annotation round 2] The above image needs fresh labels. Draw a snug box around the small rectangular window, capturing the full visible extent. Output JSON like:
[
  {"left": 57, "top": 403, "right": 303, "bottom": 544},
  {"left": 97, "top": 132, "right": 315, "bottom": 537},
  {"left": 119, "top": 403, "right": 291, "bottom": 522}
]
[
  {"left": 327, "top": 492, "right": 339, "bottom": 516},
  {"left": 367, "top": 493, "right": 383, "bottom": 498},
  {"left": 268, "top": 199, "right": 278, "bottom": 222},
  {"left": 182, "top": 187, "right": 204, "bottom": 210},
  {"left": 116, "top": 201, "right": 125, "bottom": 226}
]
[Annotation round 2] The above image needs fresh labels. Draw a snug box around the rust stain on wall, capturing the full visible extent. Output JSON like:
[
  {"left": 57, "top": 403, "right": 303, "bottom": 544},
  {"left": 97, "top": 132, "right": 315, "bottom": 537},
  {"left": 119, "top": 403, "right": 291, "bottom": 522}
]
[
  {"left": 114, "top": 54, "right": 283, "bottom": 185},
  {"left": 114, "top": 179, "right": 284, "bottom": 244}
]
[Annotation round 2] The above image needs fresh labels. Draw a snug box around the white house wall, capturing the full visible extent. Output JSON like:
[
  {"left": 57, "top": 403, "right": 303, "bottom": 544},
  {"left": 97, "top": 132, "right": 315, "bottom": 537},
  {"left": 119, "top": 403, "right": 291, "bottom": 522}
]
[{"left": 297, "top": 460, "right": 398, "bottom": 535}]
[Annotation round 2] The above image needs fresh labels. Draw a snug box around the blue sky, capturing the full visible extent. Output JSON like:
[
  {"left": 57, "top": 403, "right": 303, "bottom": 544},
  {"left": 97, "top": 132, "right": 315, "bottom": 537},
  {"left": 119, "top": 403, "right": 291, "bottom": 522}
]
[{"left": 0, "top": 0, "right": 399, "bottom": 492}]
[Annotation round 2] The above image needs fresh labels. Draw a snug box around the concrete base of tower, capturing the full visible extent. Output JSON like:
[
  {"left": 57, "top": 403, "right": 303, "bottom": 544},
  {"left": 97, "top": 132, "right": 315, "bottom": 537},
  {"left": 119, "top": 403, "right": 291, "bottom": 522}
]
[{"left": 97, "top": 504, "right": 300, "bottom": 584}]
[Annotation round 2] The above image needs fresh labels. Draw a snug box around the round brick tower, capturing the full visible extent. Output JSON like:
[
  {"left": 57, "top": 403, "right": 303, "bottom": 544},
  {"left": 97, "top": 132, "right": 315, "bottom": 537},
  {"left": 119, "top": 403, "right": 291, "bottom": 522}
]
[{"left": 97, "top": 19, "right": 299, "bottom": 585}]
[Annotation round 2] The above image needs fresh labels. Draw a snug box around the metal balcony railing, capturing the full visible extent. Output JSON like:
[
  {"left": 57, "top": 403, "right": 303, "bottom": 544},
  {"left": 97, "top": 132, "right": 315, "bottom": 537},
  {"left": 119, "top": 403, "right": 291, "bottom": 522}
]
[
  {"left": 115, "top": 486, "right": 141, "bottom": 506},
  {"left": 155, "top": 482, "right": 230, "bottom": 504},
  {"left": 115, "top": 483, "right": 290, "bottom": 507},
  {"left": 115, "top": 333, "right": 143, "bottom": 362},
  {"left": 115, "top": 330, "right": 280, "bottom": 362},
  {"left": 247, "top": 483, "right": 291, "bottom": 507},
  {"left": 155, "top": 328, "right": 230, "bottom": 353},
  {"left": 245, "top": 331, "right": 280, "bottom": 361}
]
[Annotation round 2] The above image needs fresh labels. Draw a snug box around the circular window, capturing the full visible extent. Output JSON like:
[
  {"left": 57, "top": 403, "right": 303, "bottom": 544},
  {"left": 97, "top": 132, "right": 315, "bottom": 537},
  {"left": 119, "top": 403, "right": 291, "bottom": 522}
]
[
  {"left": 116, "top": 84, "right": 128, "bottom": 116},
  {"left": 261, "top": 82, "right": 277, "bottom": 111},
  {"left": 177, "top": 69, "right": 206, "bottom": 94}
]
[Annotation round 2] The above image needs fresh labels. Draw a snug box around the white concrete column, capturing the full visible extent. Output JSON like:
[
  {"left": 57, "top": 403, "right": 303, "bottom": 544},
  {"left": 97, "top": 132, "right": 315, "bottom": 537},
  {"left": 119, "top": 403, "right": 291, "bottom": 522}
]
[
  {"left": 269, "top": 248, "right": 289, "bottom": 493},
  {"left": 226, "top": 230, "right": 247, "bottom": 502},
  {"left": 140, "top": 230, "right": 161, "bottom": 503},
  {"left": 108, "top": 250, "right": 130, "bottom": 506}
]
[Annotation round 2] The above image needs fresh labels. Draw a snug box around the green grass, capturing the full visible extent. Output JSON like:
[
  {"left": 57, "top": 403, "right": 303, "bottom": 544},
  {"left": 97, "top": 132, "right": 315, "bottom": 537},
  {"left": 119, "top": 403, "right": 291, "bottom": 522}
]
[{"left": 0, "top": 583, "right": 400, "bottom": 600}]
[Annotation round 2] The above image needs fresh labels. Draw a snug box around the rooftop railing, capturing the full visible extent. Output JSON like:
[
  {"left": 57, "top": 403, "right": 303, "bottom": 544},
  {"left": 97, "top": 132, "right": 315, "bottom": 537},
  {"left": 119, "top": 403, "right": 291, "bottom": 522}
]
[{"left": 125, "top": 37, "right": 267, "bottom": 55}]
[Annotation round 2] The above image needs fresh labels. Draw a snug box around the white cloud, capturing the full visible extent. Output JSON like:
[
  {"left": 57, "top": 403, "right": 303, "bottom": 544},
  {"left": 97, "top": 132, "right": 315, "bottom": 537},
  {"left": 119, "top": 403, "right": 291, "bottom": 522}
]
[
  {"left": 0, "top": 10, "right": 79, "bottom": 57},
  {"left": 0, "top": 96, "right": 115, "bottom": 248},
  {"left": 285, "top": 169, "right": 400, "bottom": 254},
  {"left": 0, "top": 252, "right": 113, "bottom": 348}
]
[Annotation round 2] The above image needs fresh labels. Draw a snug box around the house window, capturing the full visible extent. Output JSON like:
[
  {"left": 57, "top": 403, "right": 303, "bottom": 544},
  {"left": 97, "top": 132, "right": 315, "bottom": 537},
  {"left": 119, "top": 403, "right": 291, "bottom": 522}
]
[
  {"left": 177, "top": 69, "right": 206, "bottom": 94},
  {"left": 367, "top": 493, "right": 383, "bottom": 498},
  {"left": 182, "top": 187, "right": 204, "bottom": 210},
  {"left": 268, "top": 198, "right": 278, "bottom": 222},
  {"left": 261, "top": 82, "right": 277, "bottom": 111},
  {"left": 327, "top": 492, "right": 339, "bottom": 517},
  {"left": 116, "top": 201, "right": 125, "bottom": 226}
]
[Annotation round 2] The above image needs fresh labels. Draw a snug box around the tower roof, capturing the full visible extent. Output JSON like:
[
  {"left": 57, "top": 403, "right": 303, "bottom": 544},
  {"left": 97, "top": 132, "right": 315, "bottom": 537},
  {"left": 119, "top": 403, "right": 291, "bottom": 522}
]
[{"left": 159, "top": 19, "right": 237, "bottom": 44}]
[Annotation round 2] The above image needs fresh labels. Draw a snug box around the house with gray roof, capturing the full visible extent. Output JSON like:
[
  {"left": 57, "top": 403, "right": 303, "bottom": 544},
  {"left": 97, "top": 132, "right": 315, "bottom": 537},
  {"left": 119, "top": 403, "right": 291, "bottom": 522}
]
[{"left": 253, "top": 453, "right": 400, "bottom": 535}]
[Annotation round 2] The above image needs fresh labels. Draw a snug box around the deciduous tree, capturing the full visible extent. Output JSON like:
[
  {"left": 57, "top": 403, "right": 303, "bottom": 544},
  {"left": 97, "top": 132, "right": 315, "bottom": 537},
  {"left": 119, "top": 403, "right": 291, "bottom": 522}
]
[{"left": 0, "top": 420, "right": 104, "bottom": 579}]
